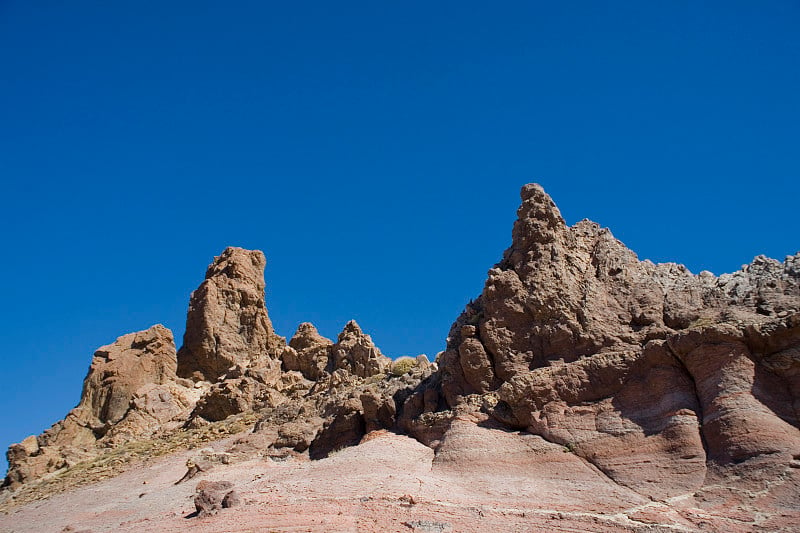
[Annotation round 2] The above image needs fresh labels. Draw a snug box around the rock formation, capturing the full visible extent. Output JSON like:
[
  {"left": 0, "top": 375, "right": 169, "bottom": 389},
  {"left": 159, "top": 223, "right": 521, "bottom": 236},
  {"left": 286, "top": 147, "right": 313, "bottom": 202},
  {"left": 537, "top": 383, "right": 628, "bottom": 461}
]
[
  {"left": 4, "top": 246, "right": 429, "bottom": 490},
  {"left": 254, "top": 319, "right": 429, "bottom": 461},
  {"left": 177, "top": 247, "right": 286, "bottom": 382},
  {"left": 330, "top": 320, "right": 392, "bottom": 378},
  {"left": 402, "top": 183, "right": 800, "bottom": 512},
  {"left": 193, "top": 480, "right": 239, "bottom": 516},
  {"left": 281, "top": 322, "right": 333, "bottom": 380},
  {"left": 4, "top": 185, "right": 799, "bottom": 531},
  {"left": 4, "top": 325, "right": 198, "bottom": 489}
]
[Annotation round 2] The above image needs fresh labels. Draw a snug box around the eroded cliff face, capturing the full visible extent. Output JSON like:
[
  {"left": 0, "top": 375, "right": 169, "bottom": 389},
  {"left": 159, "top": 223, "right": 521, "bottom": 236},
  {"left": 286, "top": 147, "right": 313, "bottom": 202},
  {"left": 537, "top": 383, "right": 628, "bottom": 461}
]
[
  {"left": 5, "top": 247, "right": 432, "bottom": 490},
  {"left": 176, "top": 247, "right": 286, "bottom": 382},
  {"left": 401, "top": 183, "right": 800, "bottom": 512},
  {"left": 4, "top": 186, "right": 799, "bottom": 530},
  {"left": 5, "top": 326, "right": 200, "bottom": 489}
]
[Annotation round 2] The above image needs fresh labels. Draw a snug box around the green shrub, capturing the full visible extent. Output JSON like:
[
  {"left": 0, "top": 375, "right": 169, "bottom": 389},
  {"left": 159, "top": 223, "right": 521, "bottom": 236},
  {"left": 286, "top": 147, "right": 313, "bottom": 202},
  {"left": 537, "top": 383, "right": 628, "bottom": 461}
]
[{"left": 390, "top": 356, "right": 417, "bottom": 376}]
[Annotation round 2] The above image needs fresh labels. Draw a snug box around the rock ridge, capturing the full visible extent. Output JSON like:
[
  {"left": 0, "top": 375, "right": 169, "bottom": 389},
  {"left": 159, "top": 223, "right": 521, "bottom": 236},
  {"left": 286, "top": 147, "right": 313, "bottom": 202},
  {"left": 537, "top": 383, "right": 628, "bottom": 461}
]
[
  {"left": 397, "top": 183, "right": 799, "bottom": 521},
  {"left": 4, "top": 186, "right": 799, "bottom": 531},
  {"left": 5, "top": 246, "right": 432, "bottom": 490}
]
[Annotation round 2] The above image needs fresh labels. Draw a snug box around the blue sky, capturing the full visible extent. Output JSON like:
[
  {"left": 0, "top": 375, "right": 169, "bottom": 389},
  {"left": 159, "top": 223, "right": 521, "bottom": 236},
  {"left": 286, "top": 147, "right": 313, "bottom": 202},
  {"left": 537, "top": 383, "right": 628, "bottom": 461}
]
[{"left": 1, "top": 1, "right": 798, "bottom": 473}]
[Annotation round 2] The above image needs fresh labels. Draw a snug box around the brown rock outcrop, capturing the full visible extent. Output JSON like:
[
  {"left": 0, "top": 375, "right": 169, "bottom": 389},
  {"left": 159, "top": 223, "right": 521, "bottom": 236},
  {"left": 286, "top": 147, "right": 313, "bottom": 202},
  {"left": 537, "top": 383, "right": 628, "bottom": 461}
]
[
  {"left": 254, "top": 335, "right": 435, "bottom": 460},
  {"left": 5, "top": 187, "right": 799, "bottom": 531},
  {"left": 81, "top": 325, "right": 179, "bottom": 427},
  {"left": 177, "top": 247, "right": 286, "bottom": 382},
  {"left": 281, "top": 322, "right": 332, "bottom": 380},
  {"left": 330, "top": 320, "right": 391, "bottom": 378},
  {"left": 4, "top": 325, "right": 195, "bottom": 489},
  {"left": 3, "top": 248, "right": 431, "bottom": 492},
  {"left": 280, "top": 320, "right": 393, "bottom": 382},
  {"left": 191, "top": 369, "right": 284, "bottom": 422},
  {"left": 408, "top": 183, "right": 800, "bottom": 510}
]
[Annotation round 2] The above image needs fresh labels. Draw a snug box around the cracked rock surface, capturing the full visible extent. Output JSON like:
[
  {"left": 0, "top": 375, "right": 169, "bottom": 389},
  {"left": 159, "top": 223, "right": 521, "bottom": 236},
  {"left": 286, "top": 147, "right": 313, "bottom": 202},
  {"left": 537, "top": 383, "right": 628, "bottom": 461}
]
[
  {"left": 3, "top": 185, "right": 799, "bottom": 531},
  {"left": 401, "top": 183, "right": 800, "bottom": 527}
]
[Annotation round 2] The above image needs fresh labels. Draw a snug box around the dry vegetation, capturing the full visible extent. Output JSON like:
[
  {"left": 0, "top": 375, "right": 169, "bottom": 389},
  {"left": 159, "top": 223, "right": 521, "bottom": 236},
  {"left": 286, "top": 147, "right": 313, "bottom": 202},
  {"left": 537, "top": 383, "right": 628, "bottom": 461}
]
[{"left": 0, "top": 411, "right": 261, "bottom": 513}]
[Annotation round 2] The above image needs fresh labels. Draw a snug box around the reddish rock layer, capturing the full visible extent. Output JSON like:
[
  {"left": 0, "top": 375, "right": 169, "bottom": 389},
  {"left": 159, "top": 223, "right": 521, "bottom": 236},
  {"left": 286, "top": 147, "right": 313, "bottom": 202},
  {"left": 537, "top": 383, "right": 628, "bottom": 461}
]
[
  {"left": 403, "top": 183, "right": 800, "bottom": 513},
  {"left": 4, "top": 185, "right": 799, "bottom": 531}
]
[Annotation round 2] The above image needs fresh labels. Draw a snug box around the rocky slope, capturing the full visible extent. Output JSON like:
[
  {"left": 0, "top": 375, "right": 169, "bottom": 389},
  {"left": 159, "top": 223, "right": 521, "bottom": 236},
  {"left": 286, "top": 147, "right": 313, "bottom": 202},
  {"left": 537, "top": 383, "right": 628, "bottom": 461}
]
[
  {"left": 399, "top": 184, "right": 800, "bottom": 527},
  {"left": 3, "top": 247, "right": 433, "bottom": 492},
  {"left": 3, "top": 184, "right": 798, "bottom": 532}
]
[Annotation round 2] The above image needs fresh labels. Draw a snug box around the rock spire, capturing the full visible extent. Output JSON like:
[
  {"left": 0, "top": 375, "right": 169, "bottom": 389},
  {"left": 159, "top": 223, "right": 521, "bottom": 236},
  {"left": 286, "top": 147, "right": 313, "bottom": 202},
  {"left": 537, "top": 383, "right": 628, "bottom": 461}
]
[{"left": 177, "top": 247, "right": 286, "bottom": 381}]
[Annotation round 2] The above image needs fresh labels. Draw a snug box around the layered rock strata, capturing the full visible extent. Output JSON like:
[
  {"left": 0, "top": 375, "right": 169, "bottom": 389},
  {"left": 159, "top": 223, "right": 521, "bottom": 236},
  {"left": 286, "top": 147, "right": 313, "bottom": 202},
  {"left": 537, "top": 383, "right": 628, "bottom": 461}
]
[
  {"left": 402, "top": 184, "right": 800, "bottom": 515},
  {"left": 5, "top": 187, "right": 799, "bottom": 531}
]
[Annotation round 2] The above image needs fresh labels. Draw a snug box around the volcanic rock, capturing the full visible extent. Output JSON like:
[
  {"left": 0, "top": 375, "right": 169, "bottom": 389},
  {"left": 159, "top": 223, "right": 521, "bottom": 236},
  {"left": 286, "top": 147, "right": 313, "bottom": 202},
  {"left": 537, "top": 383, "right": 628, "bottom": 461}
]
[
  {"left": 416, "top": 183, "right": 800, "bottom": 507},
  {"left": 191, "top": 374, "right": 283, "bottom": 422},
  {"left": 80, "top": 325, "right": 178, "bottom": 426},
  {"left": 193, "top": 480, "right": 238, "bottom": 517},
  {"left": 330, "top": 320, "right": 391, "bottom": 378},
  {"left": 281, "top": 322, "right": 332, "bottom": 380},
  {"left": 4, "top": 325, "right": 195, "bottom": 489},
  {"left": 177, "top": 247, "right": 286, "bottom": 382},
  {"left": 4, "top": 185, "right": 799, "bottom": 532}
]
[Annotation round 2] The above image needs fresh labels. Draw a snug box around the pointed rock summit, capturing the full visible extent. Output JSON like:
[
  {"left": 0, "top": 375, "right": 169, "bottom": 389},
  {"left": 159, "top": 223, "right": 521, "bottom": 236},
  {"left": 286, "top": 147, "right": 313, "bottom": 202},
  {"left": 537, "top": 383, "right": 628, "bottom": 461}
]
[
  {"left": 440, "top": 184, "right": 800, "bottom": 400},
  {"left": 177, "top": 247, "right": 286, "bottom": 381},
  {"left": 330, "top": 320, "right": 391, "bottom": 378},
  {"left": 280, "top": 320, "right": 392, "bottom": 381},
  {"left": 281, "top": 323, "right": 333, "bottom": 380},
  {"left": 408, "top": 183, "right": 800, "bottom": 504},
  {"left": 4, "top": 187, "right": 799, "bottom": 531}
]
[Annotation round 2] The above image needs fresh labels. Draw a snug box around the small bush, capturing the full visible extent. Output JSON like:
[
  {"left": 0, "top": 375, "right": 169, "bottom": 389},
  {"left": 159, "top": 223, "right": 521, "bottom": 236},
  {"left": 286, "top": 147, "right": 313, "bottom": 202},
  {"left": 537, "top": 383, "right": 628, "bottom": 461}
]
[{"left": 390, "top": 356, "right": 417, "bottom": 376}]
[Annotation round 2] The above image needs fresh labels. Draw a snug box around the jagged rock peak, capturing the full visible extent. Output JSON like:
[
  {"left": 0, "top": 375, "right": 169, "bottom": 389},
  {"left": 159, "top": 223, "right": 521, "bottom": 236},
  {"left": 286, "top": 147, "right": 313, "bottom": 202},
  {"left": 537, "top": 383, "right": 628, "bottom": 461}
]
[
  {"left": 289, "top": 322, "right": 333, "bottom": 352},
  {"left": 518, "top": 182, "right": 566, "bottom": 227},
  {"left": 507, "top": 183, "right": 568, "bottom": 252},
  {"left": 205, "top": 247, "right": 267, "bottom": 285},
  {"left": 331, "top": 320, "right": 391, "bottom": 378},
  {"left": 340, "top": 319, "right": 364, "bottom": 337},
  {"left": 410, "top": 182, "right": 800, "bottom": 510},
  {"left": 281, "top": 322, "right": 333, "bottom": 381},
  {"left": 177, "top": 247, "right": 286, "bottom": 382},
  {"left": 443, "top": 183, "right": 800, "bottom": 403}
]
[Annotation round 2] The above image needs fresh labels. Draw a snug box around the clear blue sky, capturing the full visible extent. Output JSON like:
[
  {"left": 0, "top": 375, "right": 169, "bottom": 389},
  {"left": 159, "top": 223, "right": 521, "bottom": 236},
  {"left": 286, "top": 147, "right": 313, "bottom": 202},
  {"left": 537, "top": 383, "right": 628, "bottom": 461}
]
[{"left": 1, "top": 1, "right": 798, "bottom": 473}]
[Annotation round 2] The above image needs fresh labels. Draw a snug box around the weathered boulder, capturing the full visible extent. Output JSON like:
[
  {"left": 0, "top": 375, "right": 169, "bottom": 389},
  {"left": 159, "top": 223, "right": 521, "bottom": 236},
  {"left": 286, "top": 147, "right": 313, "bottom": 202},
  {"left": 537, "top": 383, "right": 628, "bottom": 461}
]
[
  {"left": 177, "top": 247, "right": 286, "bottom": 382},
  {"left": 193, "top": 480, "right": 239, "bottom": 517},
  {"left": 82, "top": 324, "right": 179, "bottom": 428},
  {"left": 192, "top": 374, "right": 284, "bottom": 422},
  {"left": 101, "top": 382, "right": 199, "bottom": 445},
  {"left": 308, "top": 396, "right": 366, "bottom": 460},
  {"left": 360, "top": 388, "right": 397, "bottom": 433}
]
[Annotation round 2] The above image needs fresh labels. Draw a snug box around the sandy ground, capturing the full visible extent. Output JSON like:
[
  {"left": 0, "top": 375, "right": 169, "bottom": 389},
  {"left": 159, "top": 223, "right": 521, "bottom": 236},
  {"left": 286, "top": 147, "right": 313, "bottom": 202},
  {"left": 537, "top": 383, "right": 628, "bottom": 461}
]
[{"left": 0, "top": 425, "right": 790, "bottom": 532}]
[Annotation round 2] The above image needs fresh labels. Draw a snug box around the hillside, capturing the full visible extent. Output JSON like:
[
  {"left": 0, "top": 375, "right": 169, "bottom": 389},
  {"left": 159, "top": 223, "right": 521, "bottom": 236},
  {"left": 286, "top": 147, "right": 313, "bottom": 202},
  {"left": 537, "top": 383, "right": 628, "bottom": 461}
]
[{"left": 2, "top": 184, "right": 798, "bottom": 532}]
